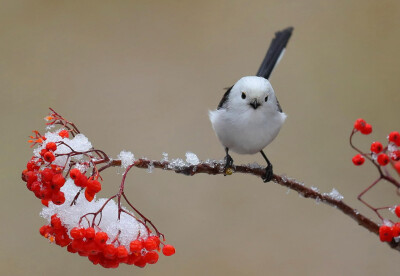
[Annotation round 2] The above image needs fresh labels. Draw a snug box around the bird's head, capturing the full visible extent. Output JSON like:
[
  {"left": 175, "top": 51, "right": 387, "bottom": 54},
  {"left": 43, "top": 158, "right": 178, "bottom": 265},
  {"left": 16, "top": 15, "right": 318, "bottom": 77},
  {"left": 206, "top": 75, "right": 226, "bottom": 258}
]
[{"left": 228, "top": 76, "right": 278, "bottom": 112}]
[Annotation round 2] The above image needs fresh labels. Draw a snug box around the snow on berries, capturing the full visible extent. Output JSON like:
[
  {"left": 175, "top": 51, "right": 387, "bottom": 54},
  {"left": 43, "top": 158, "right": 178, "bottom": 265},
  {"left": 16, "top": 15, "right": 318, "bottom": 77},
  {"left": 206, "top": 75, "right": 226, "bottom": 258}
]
[
  {"left": 351, "top": 118, "right": 400, "bottom": 244},
  {"left": 22, "top": 109, "right": 175, "bottom": 269}
]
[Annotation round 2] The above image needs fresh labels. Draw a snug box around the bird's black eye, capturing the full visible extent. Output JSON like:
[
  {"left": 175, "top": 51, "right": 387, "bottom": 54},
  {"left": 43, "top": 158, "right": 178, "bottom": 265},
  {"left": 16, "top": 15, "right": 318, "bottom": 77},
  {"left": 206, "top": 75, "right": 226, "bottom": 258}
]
[
  {"left": 265, "top": 95, "right": 268, "bottom": 102},
  {"left": 241, "top": 92, "right": 246, "bottom": 99}
]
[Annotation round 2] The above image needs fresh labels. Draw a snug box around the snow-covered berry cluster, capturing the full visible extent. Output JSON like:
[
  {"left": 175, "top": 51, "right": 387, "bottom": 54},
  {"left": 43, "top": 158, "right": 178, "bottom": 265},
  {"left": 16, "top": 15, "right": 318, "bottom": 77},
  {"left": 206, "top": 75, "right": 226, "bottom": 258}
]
[
  {"left": 350, "top": 118, "right": 400, "bottom": 244},
  {"left": 22, "top": 109, "right": 175, "bottom": 268}
]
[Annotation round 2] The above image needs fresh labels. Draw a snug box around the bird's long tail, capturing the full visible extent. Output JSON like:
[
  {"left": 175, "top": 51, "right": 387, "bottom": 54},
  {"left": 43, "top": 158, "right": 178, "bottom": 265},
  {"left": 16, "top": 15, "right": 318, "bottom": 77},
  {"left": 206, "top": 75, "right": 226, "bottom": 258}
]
[{"left": 256, "top": 27, "right": 293, "bottom": 79}]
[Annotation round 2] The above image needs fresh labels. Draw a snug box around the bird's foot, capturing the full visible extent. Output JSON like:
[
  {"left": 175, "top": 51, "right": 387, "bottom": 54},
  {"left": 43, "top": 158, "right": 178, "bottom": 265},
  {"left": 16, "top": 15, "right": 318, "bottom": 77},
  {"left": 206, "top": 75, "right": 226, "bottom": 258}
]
[
  {"left": 224, "top": 154, "right": 234, "bottom": 175},
  {"left": 262, "top": 164, "right": 274, "bottom": 182}
]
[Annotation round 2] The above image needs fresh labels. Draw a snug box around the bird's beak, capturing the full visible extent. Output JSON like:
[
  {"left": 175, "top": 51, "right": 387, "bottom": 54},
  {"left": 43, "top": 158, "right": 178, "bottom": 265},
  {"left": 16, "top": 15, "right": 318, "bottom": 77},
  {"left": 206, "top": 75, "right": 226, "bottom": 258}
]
[{"left": 250, "top": 99, "right": 260, "bottom": 109}]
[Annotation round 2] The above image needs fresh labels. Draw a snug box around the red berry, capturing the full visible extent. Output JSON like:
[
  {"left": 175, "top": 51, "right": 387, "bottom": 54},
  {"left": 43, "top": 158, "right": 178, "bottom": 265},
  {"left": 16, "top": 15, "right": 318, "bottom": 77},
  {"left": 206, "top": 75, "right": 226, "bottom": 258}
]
[
  {"left": 41, "top": 168, "right": 54, "bottom": 182},
  {"left": 85, "top": 227, "right": 96, "bottom": 239},
  {"left": 44, "top": 151, "right": 55, "bottom": 163},
  {"left": 103, "top": 244, "right": 117, "bottom": 259},
  {"left": 75, "top": 174, "right": 88, "bottom": 187},
  {"left": 392, "top": 223, "right": 400, "bottom": 237},
  {"left": 370, "top": 141, "right": 383, "bottom": 154},
  {"left": 377, "top": 154, "right": 389, "bottom": 166},
  {"left": 130, "top": 240, "right": 143, "bottom": 253},
  {"left": 52, "top": 174, "right": 66, "bottom": 189},
  {"left": 162, "top": 244, "right": 176, "bottom": 256},
  {"left": 117, "top": 245, "right": 129, "bottom": 258},
  {"left": 52, "top": 191, "right": 65, "bottom": 205},
  {"left": 352, "top": 154, "right": 365, "bottom": 166},
  {"left": 46, "top": 142, "right": 57, "bottom": 151},
  {"left": 40, "top": 148, "right": 48, "bottom": 157},
  {"left": 70, "top": 227, "right": 85, "bottom": 239},
  {"left": 360, "top": 123, "right": 372, "bottom": 135},
  {"left": 84, "top": 189, "right": 95, "bottom": 202},
  {"left": 94, "top": 231, "right": 108, "bottom": 245},
  {"left": 354, "top": 118, "right": 366, "bottom": 131},
  {"left": 144, "top": 251, "right": 159, "bottom": 264},
  {"left": 379, "top": 225, "right": 393, "bottom": 242},
  {"left": 69, "top": 168, "right": 82, "bottom": 180},
  {"left": 389, "top": 131, "right": 400, "bottom": 146},
  {"left": 395, "top": 162, "right": 400, "bottom": 175},
  {"left": 395, "top": 206, "right": 400, "bottom": 218},
  {"left": 67, "top": 243, "right": 77, "bottom": 253},
  {"left": 41, "top": 199, "right": 49, "bottom": 206},
  {"left": 86, "top": 179, "right": 101, "bottom": 194},
  {"left": 143, "top": 237, "right": 158, "bottom": 251},
  {"left": 51, "top": 215, "right": 62, "bottom": 229},
  {"left": 134, "top": 256, "right": 147, "bottom": 268},
  {"left": 59, "top": 130, "right": 69, "bottom": 138}
]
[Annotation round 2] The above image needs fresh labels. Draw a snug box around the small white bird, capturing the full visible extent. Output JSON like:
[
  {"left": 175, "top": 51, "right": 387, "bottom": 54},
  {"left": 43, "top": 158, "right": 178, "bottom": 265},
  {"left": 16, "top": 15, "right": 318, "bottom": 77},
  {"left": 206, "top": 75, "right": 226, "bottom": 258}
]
[{"left": 209, "top": 27, "right": 293, "bottom": 182}]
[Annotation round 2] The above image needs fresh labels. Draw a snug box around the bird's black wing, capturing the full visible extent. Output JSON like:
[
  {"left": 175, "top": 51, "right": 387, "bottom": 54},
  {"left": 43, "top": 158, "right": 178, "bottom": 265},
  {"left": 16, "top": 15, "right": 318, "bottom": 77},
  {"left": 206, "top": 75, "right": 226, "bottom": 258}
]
[
  {"left": 256, "top": 27, "right": 293, "bottom": 80},
  {"left": 217, "top": 86, "right": 232, "bottom": 109}
]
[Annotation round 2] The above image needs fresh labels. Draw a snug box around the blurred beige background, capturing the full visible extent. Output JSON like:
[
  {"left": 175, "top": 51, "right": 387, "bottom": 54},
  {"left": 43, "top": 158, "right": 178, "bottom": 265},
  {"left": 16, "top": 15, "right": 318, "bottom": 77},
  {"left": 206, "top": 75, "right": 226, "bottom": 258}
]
[{"left": 2, "top": 0, "right": 400, "bottom": 275}]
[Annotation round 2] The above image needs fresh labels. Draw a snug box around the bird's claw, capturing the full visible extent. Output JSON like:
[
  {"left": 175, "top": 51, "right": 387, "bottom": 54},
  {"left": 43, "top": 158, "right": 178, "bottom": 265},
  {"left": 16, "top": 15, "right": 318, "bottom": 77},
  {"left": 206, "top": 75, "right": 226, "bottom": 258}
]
[
  {"left": 224, "top": 154, "right": 234, "bottom": 175},
  {"left": 262, "top": 164, "right": 273, "bottom": 182}
]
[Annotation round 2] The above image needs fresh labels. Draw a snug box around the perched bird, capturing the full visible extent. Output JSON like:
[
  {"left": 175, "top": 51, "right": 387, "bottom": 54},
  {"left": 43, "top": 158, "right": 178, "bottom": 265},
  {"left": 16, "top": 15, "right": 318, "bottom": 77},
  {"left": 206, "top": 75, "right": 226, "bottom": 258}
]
[{"left": 209, "top": 27, "right": 293, "bottom": 182}]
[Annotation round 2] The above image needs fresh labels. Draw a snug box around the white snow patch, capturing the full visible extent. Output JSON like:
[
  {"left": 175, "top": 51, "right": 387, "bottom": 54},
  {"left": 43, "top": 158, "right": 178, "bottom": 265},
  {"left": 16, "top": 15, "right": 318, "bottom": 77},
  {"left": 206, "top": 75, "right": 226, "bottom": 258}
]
[
  {"left": 185, "top": 152, "right": 200, "bottom": 165},
  {"left": 118, "top": 150, "right": 135, "bottom": 169},
  {"left": 325, "top": 188, "right": 344, "bottom": 201}
]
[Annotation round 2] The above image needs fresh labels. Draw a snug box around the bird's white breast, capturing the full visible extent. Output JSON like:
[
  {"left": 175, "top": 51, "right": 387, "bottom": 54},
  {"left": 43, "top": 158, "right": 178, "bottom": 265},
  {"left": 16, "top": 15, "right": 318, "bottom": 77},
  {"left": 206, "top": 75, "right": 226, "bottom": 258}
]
[{"left": 209, "top": 107, "right": 286, "bottom": 154}]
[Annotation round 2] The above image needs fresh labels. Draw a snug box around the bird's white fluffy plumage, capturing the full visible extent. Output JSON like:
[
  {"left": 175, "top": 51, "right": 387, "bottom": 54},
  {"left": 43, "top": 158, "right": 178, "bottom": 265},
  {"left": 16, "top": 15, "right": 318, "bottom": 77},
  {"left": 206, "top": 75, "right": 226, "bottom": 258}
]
[{"left": 209, "top": 76, "right": 286, "bottom": 154}]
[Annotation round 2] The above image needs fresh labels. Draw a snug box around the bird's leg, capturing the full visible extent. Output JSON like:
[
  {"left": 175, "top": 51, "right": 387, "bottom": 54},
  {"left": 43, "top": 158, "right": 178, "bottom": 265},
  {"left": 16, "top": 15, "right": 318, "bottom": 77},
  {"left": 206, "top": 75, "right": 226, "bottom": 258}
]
[
  {"left": 224, "top": 147, "right": 234, "bottom": 174},
  {"left": 260, "top": 150, "right": 273, "bottom": 182}
]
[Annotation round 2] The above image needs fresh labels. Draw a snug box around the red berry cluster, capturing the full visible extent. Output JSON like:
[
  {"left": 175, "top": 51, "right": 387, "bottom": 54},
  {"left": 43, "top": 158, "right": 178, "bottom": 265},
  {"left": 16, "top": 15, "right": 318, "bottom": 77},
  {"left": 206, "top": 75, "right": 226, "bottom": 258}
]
[
  {"left": 46, "top": 221, "right": 176, "bottom": 269},
  {"left": 379, "top": 206, "right": 400, "bottom": 242},
  {"left": 40, "top": 215, "right": 72, "bottom": 247},
  {"left": 69, "top": 169, "right": 102, "bottom": 202},
  {"left": 351, "top": 119, "right": 400, "bottom": 174},
  {"left": 22, "top": 158, "right": 66, "bottom": 206},
  {"left": 24, "top": 109, "right": 176, "bottom": 269}
]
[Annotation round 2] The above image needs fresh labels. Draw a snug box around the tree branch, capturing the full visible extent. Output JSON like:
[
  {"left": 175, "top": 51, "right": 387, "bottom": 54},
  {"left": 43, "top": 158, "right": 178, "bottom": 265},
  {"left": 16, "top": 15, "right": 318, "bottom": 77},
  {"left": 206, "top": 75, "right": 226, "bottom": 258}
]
[{"left": 102, "top": 157, "right": 400, "bottom": 253}]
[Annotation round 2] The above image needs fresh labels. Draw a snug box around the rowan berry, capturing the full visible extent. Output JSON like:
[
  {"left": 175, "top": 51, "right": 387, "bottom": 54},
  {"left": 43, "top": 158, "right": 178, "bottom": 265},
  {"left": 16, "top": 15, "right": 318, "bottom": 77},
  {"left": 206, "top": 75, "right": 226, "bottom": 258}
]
[
  {"left": 395, "top": 206, "right": 400, "bottom": 218},
  {"left": 40, "top": 148, "right": 48, "bottom": 157},
  {"left": 59, "top": 130, "right": 69, "bottom": 138},
  {"left": 360, "top": 124, "right": 372, "bottom": 135},
  {"left": 52, "top": 191, "right": 65, "bottom": 205},
  {"left": 51, "top": 215, "right": 62, "bottom": 229},
  {"left": 52, "top": 174, "right": 66, "bottom": 189},
  {"left": 395, "top": 162, "right": 400, "bottom": 175},
  {"left": 354, "top": 118, "right": 366, "bottom": 131},
  {"left": 389, "top": 131, "right": 400, "bottom": 146},
  {"left": 352, "top": 154, "right": 365, "bottom": 166},
  {"left": 41, "top": 199, "right": 49, "bottom": 206},
  {"left": 134, "top": 256, "right": 147, "bottom": 268},
  {"left": 162, "top": 244, "right": 175, "bottom": 256},
  {"left": 46, "top": 142, "right": 57, "bottom": 151},
  {"left": 94, "top": 231, "right": 108, "bottom": 245},
  {"left": 103, "top": 244, "right": 117, "bottom": 259},
  {"left": 143, "top": 237, "right": 158, "bottom": 251},
  {"left": 87, "top": 179, "right": 101, "bottom": 193},
  {"left": 69, "top": 168, "right": 81, "bottom": 180},
  {"left": 129, "top": 240, "right": 143, "bottom": 253},
  {"left": 393, "top": 223, "right": 400, "bottom": 237},
  {"left": 41, "top": 168, "right": 54, "bottom": 182},
  {"left": 75, "top": 174, "right": 88, "bottom": 188},
  {"left": 379, "top": 225, "right": 393, "bottom": 242},
  {"left": 70, "top": 227, "right": 85, "bottom": 239},
  {"left": 377, "top": 154, "right": 389, "bottom": 166},
  {"left": 370, "top": 141, "right": 383, "bottom": 154},
  {"left": 85, "top": 189, "right": 95, "bottom": 202},
  {"left": 44, "top": 151, "right": 55, "bottom": 162},
  {"left": 85, "top": 227, "right": 96, "bottom": 239},
  {"left": 117, "top": 245, "right": 129, "bottom": 258},
  {"left": 144, "top": 251, "right": 159, "bottom": 264}
]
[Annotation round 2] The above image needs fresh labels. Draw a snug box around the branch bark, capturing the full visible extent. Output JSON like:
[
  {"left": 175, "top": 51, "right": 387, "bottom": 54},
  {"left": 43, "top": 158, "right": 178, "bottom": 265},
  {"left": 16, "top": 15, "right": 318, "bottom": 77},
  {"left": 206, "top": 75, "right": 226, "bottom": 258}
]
[{"left": 103, "top": 158, "right": 400, "bottom": 252}]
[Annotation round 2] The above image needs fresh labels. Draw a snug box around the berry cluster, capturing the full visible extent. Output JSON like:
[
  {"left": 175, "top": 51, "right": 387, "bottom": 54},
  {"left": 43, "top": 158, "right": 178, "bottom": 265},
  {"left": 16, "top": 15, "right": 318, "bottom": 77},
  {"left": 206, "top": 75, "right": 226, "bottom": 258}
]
[
  {"left": 351, "top": 119, "right": 400, "bottom": 172},
  {"left": 350, "top": 118, "right": 400, "bottom": 244},
  {"left": 66, "top": 226, "right": 174, "bottom": 268},
  {"left": 69, "top": 169, "right": 102, "bottom": 202},
  {"left": 23, "top": 109, "right": 175, "bottom": 269},
  {"left": 22, "top": 139, "right": 66, "bottom": 206}
]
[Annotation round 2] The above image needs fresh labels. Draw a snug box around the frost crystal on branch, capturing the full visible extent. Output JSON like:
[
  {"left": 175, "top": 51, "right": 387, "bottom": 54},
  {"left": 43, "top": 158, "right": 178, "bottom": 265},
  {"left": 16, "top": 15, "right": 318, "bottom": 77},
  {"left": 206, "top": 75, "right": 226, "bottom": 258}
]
[{"left": 22, "top": 109, "right": 175, "bottom": 269}]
